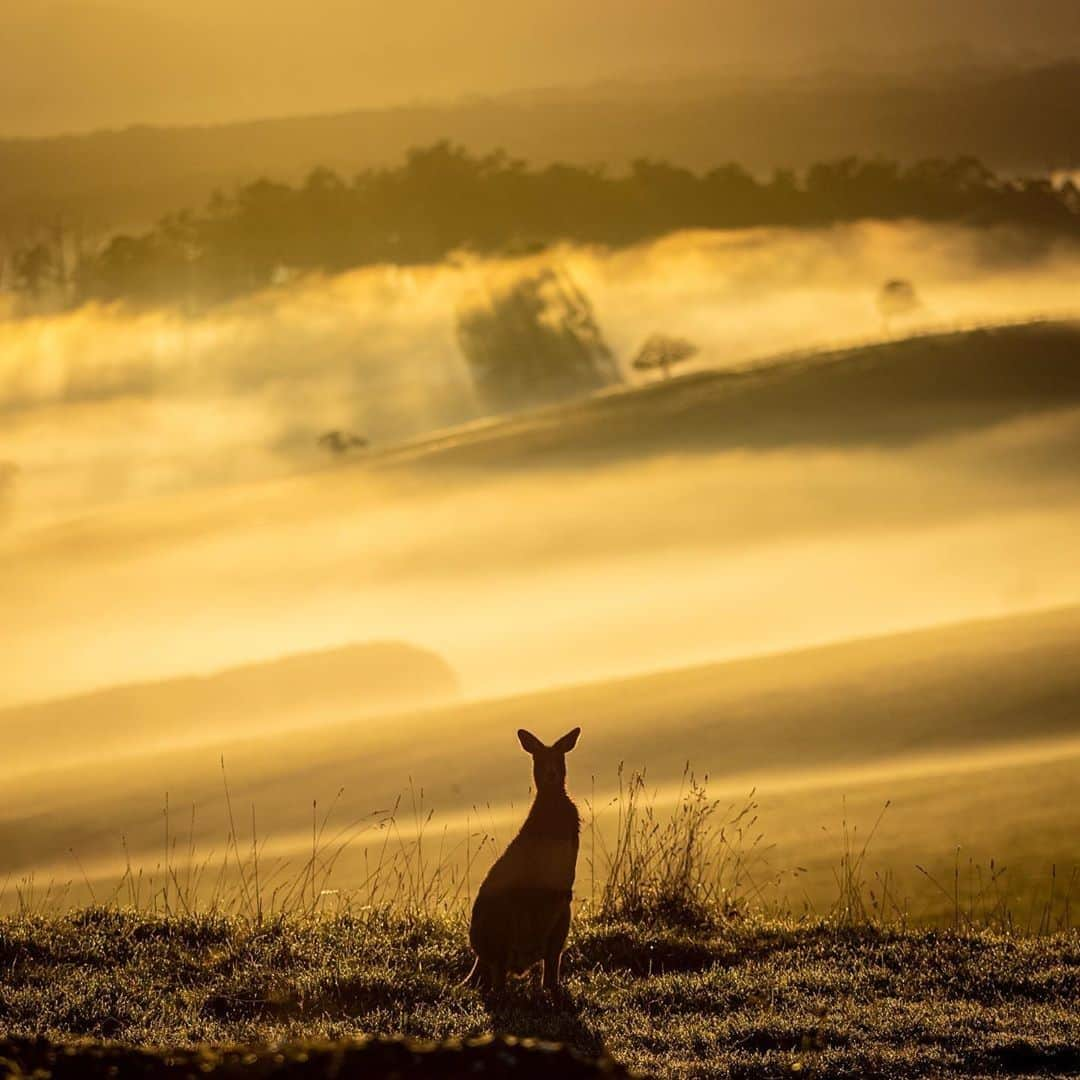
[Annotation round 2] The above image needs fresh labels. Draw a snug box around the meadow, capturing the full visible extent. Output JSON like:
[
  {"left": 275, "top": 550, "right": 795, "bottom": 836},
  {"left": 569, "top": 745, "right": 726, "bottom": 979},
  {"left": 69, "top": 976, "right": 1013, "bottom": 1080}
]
[
  {"left": 2, "top": 287, "right": 1080, "bottom": 1076},
  {"left": 1, "top": 602, "right": 1078, "bottom": 1076},
  {"left": 0, "top": 784, "right": 1076, "bottom": 1078}
]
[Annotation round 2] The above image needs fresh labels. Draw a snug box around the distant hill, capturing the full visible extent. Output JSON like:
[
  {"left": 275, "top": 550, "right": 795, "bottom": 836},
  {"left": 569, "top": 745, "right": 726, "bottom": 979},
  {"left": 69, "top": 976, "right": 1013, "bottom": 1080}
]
[
  {"left": 378, "top": 320, "right": 1080, "bottom": 469},
  {"left": 3, "top": 606, "right": 1079, "bottom": 890},
  {"left": 0, "top": 641, "right": 459, "bottom": 777},
  {"left": 3, "top": 63, "right": 1080, "bottom": 241}
]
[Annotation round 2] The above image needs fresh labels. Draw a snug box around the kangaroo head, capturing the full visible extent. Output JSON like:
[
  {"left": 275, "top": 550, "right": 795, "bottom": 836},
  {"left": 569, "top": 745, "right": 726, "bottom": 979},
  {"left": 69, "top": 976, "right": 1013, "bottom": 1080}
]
[{"left": 517, "top": 727, "right": 581, "bottom": 792}]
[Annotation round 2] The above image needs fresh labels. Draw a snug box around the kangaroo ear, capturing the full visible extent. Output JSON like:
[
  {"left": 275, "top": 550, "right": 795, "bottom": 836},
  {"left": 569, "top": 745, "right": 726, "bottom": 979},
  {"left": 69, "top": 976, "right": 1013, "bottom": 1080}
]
[
  {"left": 553, "top": 727, "right": 581, "bottom": 753},
  {"left": 518, "top": 729, "right": 545, "bottom": 754}
]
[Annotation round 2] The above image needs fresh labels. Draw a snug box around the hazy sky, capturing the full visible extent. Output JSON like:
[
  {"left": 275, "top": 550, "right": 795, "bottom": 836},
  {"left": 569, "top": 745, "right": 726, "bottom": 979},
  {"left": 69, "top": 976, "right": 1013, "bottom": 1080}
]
[{"left": 5, "top": 0, "right": 1080, "bottom": 137}]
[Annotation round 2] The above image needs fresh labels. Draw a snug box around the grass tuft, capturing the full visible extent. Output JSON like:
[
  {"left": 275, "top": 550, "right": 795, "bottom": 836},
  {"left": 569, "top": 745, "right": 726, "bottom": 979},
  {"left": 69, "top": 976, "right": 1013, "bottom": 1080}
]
[{"left": 589, "top": 766, "right": 776, "bottom": 931}]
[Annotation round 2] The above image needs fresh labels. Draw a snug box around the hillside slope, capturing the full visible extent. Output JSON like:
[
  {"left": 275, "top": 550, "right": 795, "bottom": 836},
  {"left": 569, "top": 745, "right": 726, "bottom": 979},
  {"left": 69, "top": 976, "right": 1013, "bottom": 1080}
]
[
  {"left": 2, "top": 606, "right": 1078, "bottom": 910},
  {"left": 0, "top": 642, "right": 459, "bottom": 777},
  {"left": 5, "top": 63, "right": 1080, "bottom": 236},
  {"left": 380, "top": 321, "right": 1080, "bottom": 469}
]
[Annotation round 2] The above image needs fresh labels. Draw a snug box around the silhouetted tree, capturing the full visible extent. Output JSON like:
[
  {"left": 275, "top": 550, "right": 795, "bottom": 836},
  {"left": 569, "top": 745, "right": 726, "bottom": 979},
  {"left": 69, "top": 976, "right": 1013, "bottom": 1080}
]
[
  {"left": 53, "top": 144, "right": 1080, "bottom": 310},
  {"left": 456, "top": 268, "right": 620, "bottom": 411},
  {"left": 318, "top": 430, "right": 369, "bottom": 455},
  {"left": 631, "top": 334, "right": 699, "bottom": 379},
  {"left": 12, "top": 243, "right": 56, "bottom": 297},
  {"left": 878, "top": 279, "right": 921, "bottom": 331}
]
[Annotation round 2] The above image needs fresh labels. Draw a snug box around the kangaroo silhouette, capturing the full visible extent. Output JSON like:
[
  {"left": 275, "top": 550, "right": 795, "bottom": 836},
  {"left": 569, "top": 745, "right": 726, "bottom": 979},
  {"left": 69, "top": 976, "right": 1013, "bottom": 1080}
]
[{"left": 465, "top": 727, "right": 581, "bottom": 993}]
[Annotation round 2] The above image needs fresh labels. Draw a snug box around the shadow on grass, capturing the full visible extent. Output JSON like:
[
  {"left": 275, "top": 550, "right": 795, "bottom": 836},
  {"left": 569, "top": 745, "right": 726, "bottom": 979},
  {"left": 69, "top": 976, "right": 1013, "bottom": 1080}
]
[{"left": 482, "top": 985, "right": 605, "bottom": 1059}]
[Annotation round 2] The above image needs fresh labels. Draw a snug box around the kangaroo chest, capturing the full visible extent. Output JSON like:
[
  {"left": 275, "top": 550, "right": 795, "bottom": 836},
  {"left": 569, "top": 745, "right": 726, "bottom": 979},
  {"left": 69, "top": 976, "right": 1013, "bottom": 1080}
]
[
  {"left": 514, "top": 833, "right": 577, "bottom": 889},
  {"left": 484, "top": 799, "right": 579, "bottom": 893}
]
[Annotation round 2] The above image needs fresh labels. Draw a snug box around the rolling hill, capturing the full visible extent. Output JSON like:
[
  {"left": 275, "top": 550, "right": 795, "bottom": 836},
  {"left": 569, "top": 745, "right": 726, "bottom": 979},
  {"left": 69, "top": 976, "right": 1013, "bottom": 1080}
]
[
  {"left": 4, "top": 63, "right": 1080, "bottom": 240},
  {"left": 2, "top": 606, "right": 1077, "bottom": 916},
  {"left": 379, "top": 320, "right": 1080, "bottom": 469},
  {"left": 0, "top": 641, "right": 459, "bottom": 779}
]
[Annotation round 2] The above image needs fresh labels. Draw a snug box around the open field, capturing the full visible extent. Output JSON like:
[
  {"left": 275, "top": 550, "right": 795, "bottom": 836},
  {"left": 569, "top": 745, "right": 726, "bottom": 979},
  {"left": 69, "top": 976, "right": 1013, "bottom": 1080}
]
[{"left": 0, "top": 912, "right": 1077, "bottom": 1078}]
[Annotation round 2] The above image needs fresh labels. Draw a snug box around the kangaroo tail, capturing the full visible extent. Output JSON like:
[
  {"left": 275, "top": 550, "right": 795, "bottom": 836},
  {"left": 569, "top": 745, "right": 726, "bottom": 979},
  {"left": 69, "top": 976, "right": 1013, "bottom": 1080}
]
[{"left": 456, "top": 956, "right": 483, "bottom": 990}]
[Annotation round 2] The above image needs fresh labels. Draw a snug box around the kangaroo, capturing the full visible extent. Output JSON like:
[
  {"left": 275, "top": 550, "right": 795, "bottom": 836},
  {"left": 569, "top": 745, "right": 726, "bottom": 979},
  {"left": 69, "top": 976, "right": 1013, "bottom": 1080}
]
[{"left": 464, "top": 727, "right": 581, "bottom": 994}]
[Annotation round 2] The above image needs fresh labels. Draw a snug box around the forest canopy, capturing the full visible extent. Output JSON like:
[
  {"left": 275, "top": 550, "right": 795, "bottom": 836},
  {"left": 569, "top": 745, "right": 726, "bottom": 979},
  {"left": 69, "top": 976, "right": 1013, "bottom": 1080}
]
[{"left": 9, "top": 143, "right": 1080, "bottom": 310}]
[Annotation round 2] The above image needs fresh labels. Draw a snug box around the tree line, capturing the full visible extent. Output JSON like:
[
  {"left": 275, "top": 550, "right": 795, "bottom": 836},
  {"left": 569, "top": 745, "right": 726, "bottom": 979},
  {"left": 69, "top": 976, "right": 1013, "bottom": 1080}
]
[{"left": 8, "top": 143, "right": 1080, "bottom": 308}]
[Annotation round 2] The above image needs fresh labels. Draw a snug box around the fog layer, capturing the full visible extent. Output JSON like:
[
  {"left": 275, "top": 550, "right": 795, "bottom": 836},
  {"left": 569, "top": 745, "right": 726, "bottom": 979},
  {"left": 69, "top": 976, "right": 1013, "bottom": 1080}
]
[
  {"left": 3, "top": 221, "right": 1080, "bottom": 528},
  {"left": 3, "top": 222, "right": 1080, "bottom": 915}
]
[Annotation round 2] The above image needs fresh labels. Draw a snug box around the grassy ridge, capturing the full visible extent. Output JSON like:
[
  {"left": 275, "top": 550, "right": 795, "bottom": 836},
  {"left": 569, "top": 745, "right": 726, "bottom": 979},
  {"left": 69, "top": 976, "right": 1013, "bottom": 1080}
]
[
  {"left": 380, "top": 321, "right": 1080, "bottom": 469},
  {"left": 0, "top": 910, "right": 1077, "bottom": 1078},
  {"left": 0, "top": 641, "right": 459, "bottom": 778}
]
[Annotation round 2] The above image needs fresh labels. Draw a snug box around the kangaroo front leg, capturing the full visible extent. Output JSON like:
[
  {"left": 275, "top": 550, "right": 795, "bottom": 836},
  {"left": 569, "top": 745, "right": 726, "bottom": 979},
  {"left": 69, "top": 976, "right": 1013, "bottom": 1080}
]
[{"left": 543, "top": 903, "right": 571, "bottom": 993}]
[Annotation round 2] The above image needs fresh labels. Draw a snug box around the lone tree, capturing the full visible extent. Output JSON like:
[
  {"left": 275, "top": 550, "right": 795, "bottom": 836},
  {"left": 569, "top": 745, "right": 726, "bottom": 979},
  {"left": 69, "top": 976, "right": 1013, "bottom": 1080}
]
[
  {"left": 877, "top": 278, "right": 921, "bottom": 331},
  {"left": 317, "top": 430, "right": 369, "bottom": 456},
  {"left": 12, "top": 244, "right": 57, "bottom": 298},
  {"left": 631, "top": 334, "right": 698, "bottom": 379},
  {"left": 456, "top": 268, "right": 620, "bottom": 412}
]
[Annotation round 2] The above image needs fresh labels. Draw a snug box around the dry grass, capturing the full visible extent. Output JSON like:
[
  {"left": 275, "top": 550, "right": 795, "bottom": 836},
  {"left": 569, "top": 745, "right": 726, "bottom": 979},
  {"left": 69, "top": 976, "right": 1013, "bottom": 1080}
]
[
  {"left": 3, "top": 764, "right": 1076, "bottom": 936},
  {"left": 1, "top": 767, "right": 1077, "bottom": 1076},
  {"left": 0, "top": 910, "right": 1077, "bottom": 1078},
  {"left": 588, "top": 767, "right": 775, "bottom": 929}
]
